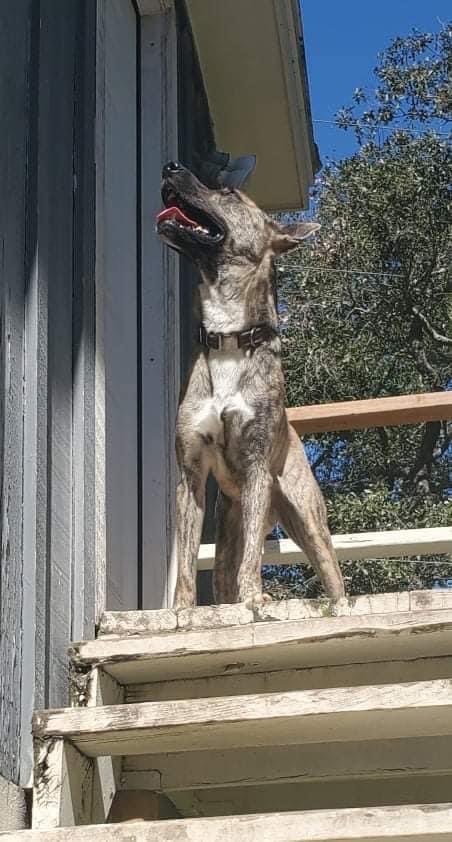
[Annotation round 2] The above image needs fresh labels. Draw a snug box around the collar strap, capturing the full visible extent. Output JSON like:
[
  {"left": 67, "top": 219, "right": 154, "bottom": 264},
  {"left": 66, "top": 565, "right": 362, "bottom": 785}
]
[{"left": 199, "top": 323, "right": 278, "bottom": 352}]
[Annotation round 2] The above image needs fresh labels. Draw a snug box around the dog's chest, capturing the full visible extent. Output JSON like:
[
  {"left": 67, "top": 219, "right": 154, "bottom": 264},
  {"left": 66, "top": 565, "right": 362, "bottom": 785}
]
[
  {"left": 199, "top": 283, "right": 248, "bottom": 333},
  {"left": 194, "top": 351, "right": 254, "bottom": 440}
]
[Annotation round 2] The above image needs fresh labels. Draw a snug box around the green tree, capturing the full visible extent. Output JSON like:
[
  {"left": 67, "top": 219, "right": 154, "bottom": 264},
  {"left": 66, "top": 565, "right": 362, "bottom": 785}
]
[{"left": 265, "top": 23, "right": 452, "bottom": 599}]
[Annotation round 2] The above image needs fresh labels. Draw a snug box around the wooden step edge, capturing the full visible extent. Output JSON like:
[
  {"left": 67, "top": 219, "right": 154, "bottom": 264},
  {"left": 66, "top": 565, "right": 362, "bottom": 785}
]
[
  {"left": 33, "top": 679, "right": 452, "bottom": 758},
  {"left": 73, "top": 609, "right": 452, "bottom": 668},
  {"left": 69, "top": 609, "right": 452, "bottom": 690},
  {"left": 2, "top": 803, "right": 452, "bottom": 841},
  {"left": 96, "top": 590, "right": 452, "bottom": 639}
]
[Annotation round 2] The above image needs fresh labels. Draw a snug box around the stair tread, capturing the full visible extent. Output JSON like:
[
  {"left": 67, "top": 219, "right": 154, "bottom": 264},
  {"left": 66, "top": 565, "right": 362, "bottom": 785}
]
[
  {"left": 71, "top": 594, "right": 452, "bottom": 686},
  {"left": 4, "top": 803, "right": 452, "bottom": 841},
  {"left": 98, "top": 591, "right": 452, "bottom": 636},
  {"left": 34, "top": 678, "right": 452, "bottom": 757}
]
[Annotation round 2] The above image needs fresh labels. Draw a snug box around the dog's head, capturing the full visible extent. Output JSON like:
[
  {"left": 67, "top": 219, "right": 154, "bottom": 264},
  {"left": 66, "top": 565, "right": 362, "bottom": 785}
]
[{"left": 156, "top": 162, "right": 319, "bottom": 269}]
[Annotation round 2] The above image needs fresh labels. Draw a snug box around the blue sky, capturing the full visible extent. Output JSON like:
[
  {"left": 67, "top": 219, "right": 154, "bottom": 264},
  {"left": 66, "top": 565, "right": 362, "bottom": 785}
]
[{"left": 301, "top": 0, "right": 451, "bottom": 163}]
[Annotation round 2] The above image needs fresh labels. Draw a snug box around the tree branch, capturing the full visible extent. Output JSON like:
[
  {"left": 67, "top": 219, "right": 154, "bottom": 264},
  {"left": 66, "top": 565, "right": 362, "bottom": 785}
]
[
  {"left": 412, "top": 306, "right": 452, "bottom": 345},
  {"left": 411, "top": 338, "right": 442, "bottom": 385},
  {"left": 405, "top": 420, "right": 441, "bottom": 496}
]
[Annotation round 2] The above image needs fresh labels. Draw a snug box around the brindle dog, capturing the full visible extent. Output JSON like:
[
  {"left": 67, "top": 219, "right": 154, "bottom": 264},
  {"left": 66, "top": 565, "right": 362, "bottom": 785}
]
[{"left": 157, "top": 162, "right": 345, "bottom": 609}]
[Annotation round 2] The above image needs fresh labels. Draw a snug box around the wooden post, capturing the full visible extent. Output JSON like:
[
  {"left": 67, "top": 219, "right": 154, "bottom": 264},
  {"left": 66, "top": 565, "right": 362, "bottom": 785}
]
[{"left": 33, "top": 739, "right": 93, "bottom": 829}]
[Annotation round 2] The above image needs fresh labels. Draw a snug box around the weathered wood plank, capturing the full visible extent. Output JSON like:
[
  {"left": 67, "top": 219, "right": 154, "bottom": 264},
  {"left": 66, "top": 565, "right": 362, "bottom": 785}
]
[
  {"left": 73, "top": 606, "right": 452, "bottom": 685},
  {"left": 98, "top": 590, "right": 452, "bottom": 637},
  {"left": 4, "top": 803, "right": 452, "bottom": 841},
  {"left": 169, "top": 776, "right": 452, "bottom": 820},
  {"left": 33, "top": 738, "right": 93, "bottom": 829},
  {"left": 0, "top": 0, "right": 30, "bottom": 785},
  {"left": 287, "top": 390, "right": 452, "bottom": 434},
  {"left": 198, "top": 527, "right": 452, "bottom": 570},
  {"left": 123, "top": 733, "right": 452, "bottom": 792},
  {"left": 33, "top": 680, "right": 452, "bottom": 757},
  {"left": 88, "top": 670, "right": 123, "bottom": 825},
  {"left": 126, "top": 656, "right": 452, "bottom": 701}
]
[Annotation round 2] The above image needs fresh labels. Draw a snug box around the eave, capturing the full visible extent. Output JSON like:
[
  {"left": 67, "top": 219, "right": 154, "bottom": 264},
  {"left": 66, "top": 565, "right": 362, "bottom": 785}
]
[{"left": 185, "top": 0, "right": 319, "bottom": 210}]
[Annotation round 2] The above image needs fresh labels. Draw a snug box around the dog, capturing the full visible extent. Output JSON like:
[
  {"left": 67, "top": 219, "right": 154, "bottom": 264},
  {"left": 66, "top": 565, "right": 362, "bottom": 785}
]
[{"left": 156, "top": 162, "right": 345, "bottom": 609}]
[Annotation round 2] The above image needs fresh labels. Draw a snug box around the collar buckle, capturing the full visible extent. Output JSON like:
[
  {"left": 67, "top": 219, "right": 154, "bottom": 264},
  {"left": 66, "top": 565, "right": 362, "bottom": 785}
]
[{"left": 249, "top": 326, "right": 261, "bottom": 349}]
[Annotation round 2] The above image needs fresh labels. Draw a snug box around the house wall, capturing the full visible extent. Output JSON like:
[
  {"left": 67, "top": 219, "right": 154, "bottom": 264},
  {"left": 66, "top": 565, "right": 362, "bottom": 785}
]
[
  {"left": 0, "top": 0, "right": 214, "bottom": 812},
  {"left": 0, "top": 0, "right": 186, "bottom": 800},
  {"left": 0, "top": 0, "right": 98, "bottom": 794},
  {"left": 0, "top": 0, "right": 31, "bottom": 796}
]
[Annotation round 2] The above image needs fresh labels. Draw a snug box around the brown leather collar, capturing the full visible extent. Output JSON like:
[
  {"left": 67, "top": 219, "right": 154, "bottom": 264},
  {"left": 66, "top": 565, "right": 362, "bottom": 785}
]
[{"left": 199, "top": 323, "right": 278, "bottom": 352}]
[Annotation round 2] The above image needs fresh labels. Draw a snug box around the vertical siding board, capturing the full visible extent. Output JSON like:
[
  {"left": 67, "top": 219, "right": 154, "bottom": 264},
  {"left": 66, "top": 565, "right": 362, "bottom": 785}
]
[
  {"left": 94, "top": 0, "right": 108, "bottom": 620},
  {"left": 103, "top": 0, "right": 139, "bottom": 610},
  {"left": 0, "top": 0, "right": 32, "bottom": 784},
  {"left": 35, "top": 0, "right": 77, "bottom": 706},
  {"left": 21, "top": 0, "right": 40, "bottom": 776},
  {"left": 72, "top": 0, "right": 97, "bottom": 641},
  {"left": 140, "top": 9, "right": 179, "bottom": 609},
  {"left": 1, "top": 0, "right": 101, "bottom": 787}
]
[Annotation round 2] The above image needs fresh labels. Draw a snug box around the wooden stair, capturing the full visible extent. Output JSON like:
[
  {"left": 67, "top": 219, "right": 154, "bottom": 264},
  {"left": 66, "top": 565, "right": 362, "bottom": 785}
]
[
  {"left": 7, "top": 591, "right": 452, "bottom": 838},
  {"left": 3, "top": 804, "right": 452, "bottom": 841}
]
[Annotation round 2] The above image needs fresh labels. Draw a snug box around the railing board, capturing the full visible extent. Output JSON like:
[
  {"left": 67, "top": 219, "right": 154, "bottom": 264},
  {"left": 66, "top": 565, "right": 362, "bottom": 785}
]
[
  {"left": 287, "top": 391, "right": 452, "bottom": 434},
  {"left": 197, "top": 526, "right": 452, "bottom": 570}
]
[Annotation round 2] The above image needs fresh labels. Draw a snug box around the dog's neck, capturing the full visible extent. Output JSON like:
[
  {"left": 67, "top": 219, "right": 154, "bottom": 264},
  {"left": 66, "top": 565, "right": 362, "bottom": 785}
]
[{"left": 198, "top": 254, "right": 279, "bottom": 335}]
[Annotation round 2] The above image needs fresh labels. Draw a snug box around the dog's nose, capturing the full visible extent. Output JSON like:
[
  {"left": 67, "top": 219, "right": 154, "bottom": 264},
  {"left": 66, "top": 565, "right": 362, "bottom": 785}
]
[{"left": 162, "top": 161, "right": 183, "bottom": 178}]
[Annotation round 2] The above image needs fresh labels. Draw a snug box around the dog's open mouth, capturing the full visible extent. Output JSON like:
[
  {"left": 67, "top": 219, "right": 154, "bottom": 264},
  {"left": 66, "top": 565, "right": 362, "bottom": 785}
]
[{"left": 156, "top": 190, "right": 224, "bottom": 245}]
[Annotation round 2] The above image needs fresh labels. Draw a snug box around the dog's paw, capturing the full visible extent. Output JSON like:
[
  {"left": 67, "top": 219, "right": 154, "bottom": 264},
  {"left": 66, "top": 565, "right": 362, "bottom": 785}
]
[{"left": 244, "top": 592, "right": 272, "bottom": 611}]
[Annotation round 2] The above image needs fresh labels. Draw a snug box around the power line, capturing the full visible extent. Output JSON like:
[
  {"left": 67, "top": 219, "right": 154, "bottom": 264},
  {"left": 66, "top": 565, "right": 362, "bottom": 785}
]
[
  {"left": 264, "top": 557, "right": 452, "bottom": 567},
  {"left": 278, "top": 265, "right": 451, "bottom": 281},
  {"left": 286, "top": 266, "right": 399, "bottom": 278},
  {"left": 341, "top": 558, "right": 452, "bottom": 567},
  {"left": 313, "top": 118, "right": 451, "bottom": 137}
]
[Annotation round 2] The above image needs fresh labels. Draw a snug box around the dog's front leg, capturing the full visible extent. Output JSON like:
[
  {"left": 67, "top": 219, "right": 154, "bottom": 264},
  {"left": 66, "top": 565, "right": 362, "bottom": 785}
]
[
  {"left": 174, "top": 461, "right": 208, "bottom": 610},
  {"left": 236, "top": 462, "right": 273, "bottom": 607}
]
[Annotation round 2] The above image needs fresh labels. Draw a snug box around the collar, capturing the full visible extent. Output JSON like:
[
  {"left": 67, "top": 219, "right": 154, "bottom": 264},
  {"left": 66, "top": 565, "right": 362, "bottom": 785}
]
[{"left": 198, "top": 323, "right": 278, "bottom": 352}]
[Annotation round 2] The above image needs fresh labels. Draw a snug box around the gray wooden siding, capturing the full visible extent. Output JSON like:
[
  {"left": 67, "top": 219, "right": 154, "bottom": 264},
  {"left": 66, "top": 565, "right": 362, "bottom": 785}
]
[
  {"left": 0, "top": 0, "right": 98, "bottom": 786},
  {"left": 102, "top": 0, "right": 139, "bottom": 611},
  {"left": 0, "top": 0, "right": 32, "bottom": 786},
  {"left": 176, "top": 0, "right": 216, "bottom": 602},
  {"left": 0, "top": 0, "right": 207, "bottom": 788},
  {"left": 140, "top": 9, "right": 180, "bottom": 609}
]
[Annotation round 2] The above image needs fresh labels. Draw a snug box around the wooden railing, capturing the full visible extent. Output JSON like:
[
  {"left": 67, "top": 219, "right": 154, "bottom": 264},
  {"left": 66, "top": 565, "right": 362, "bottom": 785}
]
[
  {"left": 198, "top": 391, "right": 452, "bottom": 568},
  {"left": 287, "top": 390, "right": 452, "bottom": 434}
]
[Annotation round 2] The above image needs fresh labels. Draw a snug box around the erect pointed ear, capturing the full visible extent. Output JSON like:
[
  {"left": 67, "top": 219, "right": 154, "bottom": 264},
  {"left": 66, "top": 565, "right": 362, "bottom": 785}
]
[{"left": 272, "top": 221, "right": 321, "bottom": 254}]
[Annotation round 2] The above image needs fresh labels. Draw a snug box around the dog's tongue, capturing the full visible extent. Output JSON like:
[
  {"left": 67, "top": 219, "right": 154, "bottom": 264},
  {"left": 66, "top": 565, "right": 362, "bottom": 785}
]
[{"left": 156, "top": 206, "right": 197, "bottom": 227}]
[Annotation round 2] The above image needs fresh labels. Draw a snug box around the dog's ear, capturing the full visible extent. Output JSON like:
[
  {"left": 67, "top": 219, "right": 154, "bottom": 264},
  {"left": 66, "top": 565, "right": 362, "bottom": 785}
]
[{"left": 272, "top": 221, "right": 320, "bottom": 254}]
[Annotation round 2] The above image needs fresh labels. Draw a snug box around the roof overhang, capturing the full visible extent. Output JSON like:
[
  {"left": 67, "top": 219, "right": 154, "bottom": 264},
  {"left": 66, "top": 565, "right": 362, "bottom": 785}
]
[{"left": 185, "top": 0, "right": 319, "bottom": 211}]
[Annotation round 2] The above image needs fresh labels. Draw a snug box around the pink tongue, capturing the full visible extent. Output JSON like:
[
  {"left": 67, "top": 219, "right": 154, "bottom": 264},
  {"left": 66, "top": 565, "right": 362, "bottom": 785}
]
[{"left": 156, "top": 206, "right": 197, "bottom": 227}]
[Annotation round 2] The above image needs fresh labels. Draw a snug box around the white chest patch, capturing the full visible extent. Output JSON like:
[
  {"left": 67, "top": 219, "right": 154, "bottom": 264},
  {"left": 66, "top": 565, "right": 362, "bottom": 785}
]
[
  {"left": 199, "top": 282, "right": 248, "bottom": 333},
  {"left": 193, "top": 350, "right": 254, "bottom": 440}
]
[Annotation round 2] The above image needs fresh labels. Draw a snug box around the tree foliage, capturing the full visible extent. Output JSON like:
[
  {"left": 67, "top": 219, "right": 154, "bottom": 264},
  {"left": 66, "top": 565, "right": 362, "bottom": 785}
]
[{"left": 267, "top": 23, "right": 452, "bottom": 598}]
